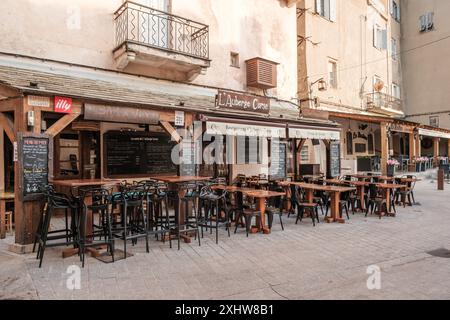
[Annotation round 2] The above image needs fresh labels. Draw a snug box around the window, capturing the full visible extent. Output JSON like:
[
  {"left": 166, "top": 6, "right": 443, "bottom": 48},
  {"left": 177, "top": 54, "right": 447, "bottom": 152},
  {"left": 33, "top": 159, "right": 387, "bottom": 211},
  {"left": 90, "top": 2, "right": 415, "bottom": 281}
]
[
  {"left": 230, "top": 52, "right": 240, "bottom": 68},
  {"left": 315, "top": 0, "right": 336, "bottom": 22},
  {"left": 391, "top": 38, "right": 398, "bottom": 60},
  {"left": 391, "top": 83, "right": 401, "bottom": 99},
  {"left": 300, "top": 146, "right": 309, "bottom": 162},
  {"left": 430, "top": 116, "right": 439, "bottom": 128},
  {"left": 390, "top": 0, "right": 401, "bottom": 22},
  {"left": 328, "top": 60, "right": 338, "bottom": 89},
  {"left": 420, "top": 12, "right": 434, "bottom": 32},
  {"left": 373, "top": 25, "right": 387, "bottom": 50}
]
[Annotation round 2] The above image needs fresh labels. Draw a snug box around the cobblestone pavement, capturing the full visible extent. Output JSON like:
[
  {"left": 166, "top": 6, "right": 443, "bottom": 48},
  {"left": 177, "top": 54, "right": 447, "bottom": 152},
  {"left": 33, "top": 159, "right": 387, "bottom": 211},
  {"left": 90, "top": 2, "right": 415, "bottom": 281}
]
[{"left": 1, "top": 179, "right": 450, "bottom": 300}]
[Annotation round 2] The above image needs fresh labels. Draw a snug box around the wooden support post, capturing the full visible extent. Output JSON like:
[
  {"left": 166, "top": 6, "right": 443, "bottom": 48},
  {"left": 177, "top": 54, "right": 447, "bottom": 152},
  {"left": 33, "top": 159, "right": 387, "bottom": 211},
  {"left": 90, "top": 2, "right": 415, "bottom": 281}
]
[
  {"left": 415, "top": 134, "right": 421, "bottom": 158},
  {"left": 433, "top": 137, "right": 440, "bottom": 167},
  {"left": 409, "top": 132, "right": 416, "bottom": 171},
  {"left": 381, "top": 122, "right": 389, "bottom": 176},
  {"left": 448, "top": 139, "right": 450, "bottom": 158},
  {"left": 0, "top": 125, "right": 4, "bottom": 192}
]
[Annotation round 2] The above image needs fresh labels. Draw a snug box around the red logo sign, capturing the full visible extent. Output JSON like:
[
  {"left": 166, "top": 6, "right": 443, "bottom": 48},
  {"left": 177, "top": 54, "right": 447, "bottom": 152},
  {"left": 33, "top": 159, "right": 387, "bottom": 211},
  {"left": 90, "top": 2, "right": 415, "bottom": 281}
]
[{"left": 54, "top": 96, "right": 72, "bottom": 113}]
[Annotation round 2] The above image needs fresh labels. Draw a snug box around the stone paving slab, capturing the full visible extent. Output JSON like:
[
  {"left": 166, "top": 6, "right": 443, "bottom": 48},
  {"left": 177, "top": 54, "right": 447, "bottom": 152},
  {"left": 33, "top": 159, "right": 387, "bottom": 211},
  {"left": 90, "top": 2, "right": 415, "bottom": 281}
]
[{"left": 1, "top": 180, "right": 450, "bottom": 300}]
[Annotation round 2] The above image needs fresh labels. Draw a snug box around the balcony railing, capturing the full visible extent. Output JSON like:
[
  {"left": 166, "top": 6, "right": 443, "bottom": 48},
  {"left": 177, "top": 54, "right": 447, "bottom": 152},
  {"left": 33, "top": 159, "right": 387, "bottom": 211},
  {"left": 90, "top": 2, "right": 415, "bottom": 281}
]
[
  {"left": 114, "top": 1, "right": 209, "bottom": 60},
  {"left": 366, "top": 92, "right": 403, "bottom": 113}
]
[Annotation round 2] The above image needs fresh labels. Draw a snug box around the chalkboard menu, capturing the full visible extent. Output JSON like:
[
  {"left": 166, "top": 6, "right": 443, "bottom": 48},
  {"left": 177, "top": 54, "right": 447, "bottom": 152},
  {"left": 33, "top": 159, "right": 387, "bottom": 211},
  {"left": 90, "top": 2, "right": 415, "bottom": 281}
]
[
  {"left": 18, "top": 133, "right": 53, "bottom": 201},
  {"left": 330, "top": 141, "right": 341, "bottom": 178},
  {"left": 179, "top": 141, "right": 197, "bottom": 177},
  {"left": 105, "top": 131, "right": 177, "bottom": 177},
  {"left": 270, "top": 141, "right": 287, "bottom": 180}
]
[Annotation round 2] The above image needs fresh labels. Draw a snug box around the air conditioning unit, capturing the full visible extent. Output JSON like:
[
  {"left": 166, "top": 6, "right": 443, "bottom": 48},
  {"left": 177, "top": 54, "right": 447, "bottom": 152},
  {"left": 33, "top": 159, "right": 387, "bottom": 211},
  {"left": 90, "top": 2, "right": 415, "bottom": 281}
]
[{"left": 245, "top": 57, "right": 278, "bottom": 90}]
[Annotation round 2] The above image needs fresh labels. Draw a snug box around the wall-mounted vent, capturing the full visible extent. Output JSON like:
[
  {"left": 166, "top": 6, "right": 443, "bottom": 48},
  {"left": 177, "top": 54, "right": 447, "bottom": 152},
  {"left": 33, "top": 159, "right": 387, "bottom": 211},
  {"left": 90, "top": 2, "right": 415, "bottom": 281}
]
[{"left": 245, "top": 57, "right": 278, "bottom": 89}]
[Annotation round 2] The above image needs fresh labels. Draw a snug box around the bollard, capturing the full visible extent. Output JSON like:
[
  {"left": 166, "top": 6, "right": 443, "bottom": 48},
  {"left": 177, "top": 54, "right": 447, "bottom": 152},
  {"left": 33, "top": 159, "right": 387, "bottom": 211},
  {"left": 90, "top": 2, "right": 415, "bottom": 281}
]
[{"left": 438, "top": 169, "right": 444, "bottom": 190}]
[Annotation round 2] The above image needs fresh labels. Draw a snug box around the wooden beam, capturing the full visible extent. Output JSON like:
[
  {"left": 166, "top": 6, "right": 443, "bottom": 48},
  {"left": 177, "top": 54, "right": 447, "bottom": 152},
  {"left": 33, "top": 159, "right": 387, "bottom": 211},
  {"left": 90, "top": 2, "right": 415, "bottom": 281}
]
[
  {"left": 0, "top": 85, "right": 20, "bottom": 99},
  {"left": 45, "top": 113, "right": 81, "bottom": 137},
  {"left": 160, "top": 121, "right": 182, "bottom": 144},
  {"left": 0, "top": 113, "right": 16, "bottom": 143},
  {"left": 0, "top": 97, "right": 22, "bottom": 112},
  {"left": 380, "top": 122, "right": 389, "bottom": 175}
]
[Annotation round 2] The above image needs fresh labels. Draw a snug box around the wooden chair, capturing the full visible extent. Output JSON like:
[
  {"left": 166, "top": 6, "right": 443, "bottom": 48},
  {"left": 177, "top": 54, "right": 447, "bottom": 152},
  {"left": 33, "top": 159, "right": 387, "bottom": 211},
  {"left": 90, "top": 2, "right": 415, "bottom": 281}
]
[{"left": 5, "top": 211, "right": 13, "bottom": 233}]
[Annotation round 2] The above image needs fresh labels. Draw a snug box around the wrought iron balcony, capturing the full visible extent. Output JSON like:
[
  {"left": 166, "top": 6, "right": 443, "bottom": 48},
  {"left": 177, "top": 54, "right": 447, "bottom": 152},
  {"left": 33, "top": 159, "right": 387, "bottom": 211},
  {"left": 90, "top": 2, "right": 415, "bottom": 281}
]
[
  {"left": 113, "top": 1, "right": 210, "bottom": 81},
  {"left": 365, "top": 92, "right": 404, "bottom": 116}
]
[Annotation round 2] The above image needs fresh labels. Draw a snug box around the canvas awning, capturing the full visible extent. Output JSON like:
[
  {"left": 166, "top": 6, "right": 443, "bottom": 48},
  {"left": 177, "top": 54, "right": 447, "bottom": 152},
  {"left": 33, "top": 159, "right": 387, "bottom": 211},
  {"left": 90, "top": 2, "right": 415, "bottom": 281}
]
[
  {"left": 205, "top": 121, "right": 287, "bottom": 138},
  {"left": 418, "top": 128, "right": 450, "bottom": 139},
  {"left": 288, "top": 125, "right": 341, "bottom": 140}
]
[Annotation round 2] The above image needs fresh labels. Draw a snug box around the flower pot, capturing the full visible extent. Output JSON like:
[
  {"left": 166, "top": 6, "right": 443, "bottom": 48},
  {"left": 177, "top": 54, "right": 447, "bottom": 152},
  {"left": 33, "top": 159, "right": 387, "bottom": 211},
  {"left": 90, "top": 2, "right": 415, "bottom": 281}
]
[{"left": 387, "top": 165, "right": 396, "bottom": 177}]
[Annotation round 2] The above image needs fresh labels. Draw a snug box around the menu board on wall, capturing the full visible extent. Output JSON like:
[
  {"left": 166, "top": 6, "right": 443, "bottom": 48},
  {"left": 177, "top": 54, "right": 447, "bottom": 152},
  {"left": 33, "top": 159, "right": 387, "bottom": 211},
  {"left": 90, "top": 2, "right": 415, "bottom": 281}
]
[
  {"left": 269, "top": 141, "right": 287, "bottom": 180},
  {"left": 330, "top": 141, "right": 341, "bottom": 178},
  {"left": 18, "top": 133, "right": 53, "bottom": 201},
  {"left": 105, "top": 131, "right": 177, "bottom": 177}
]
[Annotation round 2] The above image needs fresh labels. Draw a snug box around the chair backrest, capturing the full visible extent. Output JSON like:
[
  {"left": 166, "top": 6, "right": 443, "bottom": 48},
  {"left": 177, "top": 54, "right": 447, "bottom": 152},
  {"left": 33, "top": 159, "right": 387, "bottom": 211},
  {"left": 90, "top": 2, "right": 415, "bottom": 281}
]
[{"left": 368, "top": 183, "right": 378, "bottom": 199}]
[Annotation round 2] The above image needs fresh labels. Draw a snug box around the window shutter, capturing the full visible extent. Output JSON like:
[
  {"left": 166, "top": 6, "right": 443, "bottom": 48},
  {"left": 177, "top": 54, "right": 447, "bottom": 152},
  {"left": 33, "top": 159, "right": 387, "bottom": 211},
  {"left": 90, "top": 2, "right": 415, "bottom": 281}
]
[
  {"left": 330, "top": 0, "right": 337, "bottom": 22},
  {"left": 315, "top": 0, "right": 322, "bottom": 14},
  {"left": 381, "top": 29, "right": 388, "bottom": 50},
  {"left": 373, "top": 26, "right": 377, "bottom": 48},
  {"left": 427, "top": 12, "right": 434, "bottom": 30},
  {"left": 419, "top": 15, "right": 427, "bottom": 32}
]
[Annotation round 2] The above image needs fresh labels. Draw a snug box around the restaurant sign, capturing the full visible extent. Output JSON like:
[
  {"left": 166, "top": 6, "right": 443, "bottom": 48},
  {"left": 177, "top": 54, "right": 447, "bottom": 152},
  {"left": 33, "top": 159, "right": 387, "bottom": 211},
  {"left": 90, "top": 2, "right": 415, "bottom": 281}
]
[
  {"left": 206, "top": 121, "right": 286, "bottom": 138},
  {"left": 216, "top": 90, "right": 270, "bottom": 114}
]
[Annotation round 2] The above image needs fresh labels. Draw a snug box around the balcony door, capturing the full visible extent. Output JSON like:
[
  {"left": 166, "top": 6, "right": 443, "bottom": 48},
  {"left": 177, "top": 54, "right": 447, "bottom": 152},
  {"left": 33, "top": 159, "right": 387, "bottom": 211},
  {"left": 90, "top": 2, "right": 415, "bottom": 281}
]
[{"left": 136, "top": 0, "right": 169, "bottom": 49}]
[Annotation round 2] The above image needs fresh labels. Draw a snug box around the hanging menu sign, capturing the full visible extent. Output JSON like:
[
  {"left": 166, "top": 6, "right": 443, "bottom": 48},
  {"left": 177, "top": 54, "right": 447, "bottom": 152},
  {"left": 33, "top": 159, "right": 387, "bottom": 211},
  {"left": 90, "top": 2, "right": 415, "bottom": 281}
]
[
  {"left": 216, "top": 90, "right": 270, "bottom": 114},
  {"left": 269, "top": 141, "right": 287, "bottom": 180},
  {"left": 18, "top": 133, "right": 53, "bottom": 201},
  {"left": 330, "top": 141, "right": 341, "bottom": 178},
  {"left": 179, "top": 141, "right": 197, "bottom": 177}
]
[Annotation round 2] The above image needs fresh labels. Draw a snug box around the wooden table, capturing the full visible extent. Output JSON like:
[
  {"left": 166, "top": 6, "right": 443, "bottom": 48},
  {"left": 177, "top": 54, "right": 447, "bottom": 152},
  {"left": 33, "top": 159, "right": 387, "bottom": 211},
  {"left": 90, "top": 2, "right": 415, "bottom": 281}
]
[
  {"left": 51, "top": 179, "right": 121, "bottom": 258},
  {"left": 0, "top": 192, "right": 14, "bottom": 239},
  {"left": 375, "top": 183, "right": 406, "bottom": 215},
  {"left": 325, "top": 179, "right": 368, "bottom": 211},
  {"left": 280, "top": 182, "right": 355, "bottom": 223},
  {"left": 150, "top": 176, "right": 212, "bottom": 242},
  {"left": 212, "top": 185, "right": 285, "bottom": 234}
]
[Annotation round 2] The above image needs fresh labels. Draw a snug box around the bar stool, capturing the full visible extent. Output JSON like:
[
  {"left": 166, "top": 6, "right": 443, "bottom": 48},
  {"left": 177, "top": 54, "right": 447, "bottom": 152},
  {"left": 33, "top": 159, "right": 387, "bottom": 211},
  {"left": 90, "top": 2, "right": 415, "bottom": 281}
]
[
  {"left": 199, "top": 188, "right": 231, "bottom": 244},
  {"left": 112, "top": 186, "right": 149, "bottom": 258},
  {"left": 78, "top": 188, "right": 115, "bottom": 267},
  {"left": 34, "top": 188, "right": 80, "bottom": 268},
  {"left": 147, "top": 183, "right": 172, "bottom": 247},
  {"left": 174, "top": 183, "right": 201, "bottom": 250}
]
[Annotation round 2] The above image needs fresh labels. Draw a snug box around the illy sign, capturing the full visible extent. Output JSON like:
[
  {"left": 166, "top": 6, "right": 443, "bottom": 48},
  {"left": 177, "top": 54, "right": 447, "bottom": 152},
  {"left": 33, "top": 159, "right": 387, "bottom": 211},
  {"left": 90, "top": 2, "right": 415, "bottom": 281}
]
[{"left": 54, "top": 96, "right": 73, "bottom": 113}]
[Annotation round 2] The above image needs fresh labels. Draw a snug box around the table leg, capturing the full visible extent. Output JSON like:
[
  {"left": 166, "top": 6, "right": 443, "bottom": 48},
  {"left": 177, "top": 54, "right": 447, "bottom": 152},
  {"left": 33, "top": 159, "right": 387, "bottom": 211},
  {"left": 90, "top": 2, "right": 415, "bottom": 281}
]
[
  {"left": 328, "top": 192, "right": 345, "bottom": 223},
  {"left": 0, "top": 200, "right": 6, "bottom": 239},
  {"left": 252, "top": 197, "right": 270, "bottom": 234},
  {"left": 358, "top": 186, "right": 366, "bottom": 211}
]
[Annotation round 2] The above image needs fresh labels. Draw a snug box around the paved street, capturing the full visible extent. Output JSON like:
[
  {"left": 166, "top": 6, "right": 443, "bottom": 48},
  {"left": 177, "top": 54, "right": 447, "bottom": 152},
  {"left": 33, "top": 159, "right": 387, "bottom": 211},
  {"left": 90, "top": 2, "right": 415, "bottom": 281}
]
[{"left": 1, "top": 178, "right": 450, "bottom": 300}]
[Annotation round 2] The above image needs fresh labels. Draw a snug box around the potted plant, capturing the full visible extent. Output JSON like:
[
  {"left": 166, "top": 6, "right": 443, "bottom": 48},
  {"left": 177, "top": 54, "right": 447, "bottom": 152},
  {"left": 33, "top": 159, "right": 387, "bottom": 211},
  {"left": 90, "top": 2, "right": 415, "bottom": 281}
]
[{"left": 387, "top": 159, "right": 399, "bottom": 177}]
